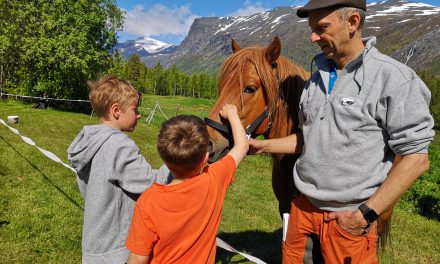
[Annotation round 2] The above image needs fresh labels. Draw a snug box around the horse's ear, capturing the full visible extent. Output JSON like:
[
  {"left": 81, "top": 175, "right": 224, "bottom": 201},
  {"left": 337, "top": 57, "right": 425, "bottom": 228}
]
[
  {"left": 231, "top": 38, "right": 241, "bottom": 53},
  {"left": 266, "top": 36, "right": 281, "bottom": 65}
]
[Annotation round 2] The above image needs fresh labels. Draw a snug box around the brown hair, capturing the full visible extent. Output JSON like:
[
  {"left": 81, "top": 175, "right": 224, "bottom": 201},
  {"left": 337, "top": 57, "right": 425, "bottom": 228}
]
[
  {"left": 157, "top": 115, "right": 209, "bottom": 177},
  {"left": 88, "top": 75, "right": 139, "bottom": 119}
]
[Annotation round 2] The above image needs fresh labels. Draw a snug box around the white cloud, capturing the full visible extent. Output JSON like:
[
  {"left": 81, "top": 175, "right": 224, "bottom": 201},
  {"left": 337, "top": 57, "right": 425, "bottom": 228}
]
[
  {"left": 227, "top": 0, "right": 268, "bottom": 17},
  {"left": 122, "top": 4, "right": 199, "bottom": 38}
]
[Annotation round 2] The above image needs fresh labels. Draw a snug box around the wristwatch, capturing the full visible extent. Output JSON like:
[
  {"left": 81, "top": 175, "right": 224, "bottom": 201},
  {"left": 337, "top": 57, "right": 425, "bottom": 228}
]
[{"left": 358, "top": 203, "right": 379, "bottom": 223}]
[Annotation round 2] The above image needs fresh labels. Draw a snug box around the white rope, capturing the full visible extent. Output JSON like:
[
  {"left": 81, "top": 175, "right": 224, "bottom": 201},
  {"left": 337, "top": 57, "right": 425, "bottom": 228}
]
[
  {"left": 1, "top": 118, "right": 268, "bottom": 263},
  {"left": 1, "top": 92, "right": 90, "bottom": 103}
]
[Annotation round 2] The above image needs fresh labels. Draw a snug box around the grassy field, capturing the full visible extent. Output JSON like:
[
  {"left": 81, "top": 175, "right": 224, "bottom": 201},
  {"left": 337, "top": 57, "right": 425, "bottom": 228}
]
[{"left": 0, "top": 96, "right": 439, "bottom": 263}]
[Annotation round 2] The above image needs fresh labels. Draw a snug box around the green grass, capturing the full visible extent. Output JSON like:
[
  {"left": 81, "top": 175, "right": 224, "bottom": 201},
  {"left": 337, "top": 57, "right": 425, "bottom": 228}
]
[{"left": 0, "top": 97, "right": 439, "bottom": 263}]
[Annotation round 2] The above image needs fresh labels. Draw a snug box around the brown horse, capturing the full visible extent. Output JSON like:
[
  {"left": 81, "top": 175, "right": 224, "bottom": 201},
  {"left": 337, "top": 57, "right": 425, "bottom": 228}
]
[
  {"left": 206, "top": 37, "right": 392, "bottom": 249},
  {"left": 206, "top": 36, "right": 309, "bottom": 216}
]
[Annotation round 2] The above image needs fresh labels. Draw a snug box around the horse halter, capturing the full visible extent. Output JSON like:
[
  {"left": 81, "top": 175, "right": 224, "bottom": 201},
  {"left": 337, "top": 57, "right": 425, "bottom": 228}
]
[{"left": 204, "top": 106, "right": 272, "bottom": 140}]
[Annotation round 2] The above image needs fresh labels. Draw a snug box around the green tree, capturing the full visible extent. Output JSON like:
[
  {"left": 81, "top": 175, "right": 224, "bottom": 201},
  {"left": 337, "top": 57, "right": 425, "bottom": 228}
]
[
  {"left": 0, "top": 0, "right": 123, "bottom": 99},
  {"left": 188, "top": 73, "right": 198, "bottom": 98},
  {"left": 124, "top": 54, "right": 146, "bottom": 92},
  {"left": 178, "top": 72, "right": 189, "bottom": 97},
  {"left": 149, "top": 63, "right": 164, "bottom": 95},
  {"left": 167, "top": 65, "right": 179, "bottom": 96},
  {"left": 107, "top": 50, "right": 126, "bottom": 77}
]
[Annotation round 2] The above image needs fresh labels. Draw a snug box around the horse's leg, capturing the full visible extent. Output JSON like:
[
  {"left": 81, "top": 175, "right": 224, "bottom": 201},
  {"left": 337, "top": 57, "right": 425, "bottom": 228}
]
[
  {"left": 272, "top": 155, "right": 322, "bottom": 264},
  {"left": 271, "top": 154, "right": 298, "bottom": 216}
]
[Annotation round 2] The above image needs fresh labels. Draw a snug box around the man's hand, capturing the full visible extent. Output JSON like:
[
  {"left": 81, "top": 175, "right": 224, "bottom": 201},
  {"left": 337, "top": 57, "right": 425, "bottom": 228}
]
[
  {"left": 248, "top": 138, "right": 265, "bottom": 155},
  {"left": 248, "top": 133, "right": 303, "bottom": 155},
  {"left": 325, "top": 210, "right": 369, "bottom": 236}
]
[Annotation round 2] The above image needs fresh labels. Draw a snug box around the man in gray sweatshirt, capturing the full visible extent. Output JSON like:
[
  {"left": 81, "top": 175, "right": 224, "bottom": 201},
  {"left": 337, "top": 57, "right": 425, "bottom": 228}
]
[
  {"left": 249, "top": 0, "right": 435, "bottom": 263},
  {"left": 68, "top": 76, "right": 170, "bottom": 263}
]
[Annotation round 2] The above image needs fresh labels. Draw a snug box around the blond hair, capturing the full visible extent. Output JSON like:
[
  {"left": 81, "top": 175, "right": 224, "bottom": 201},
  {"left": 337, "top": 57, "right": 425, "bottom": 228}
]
[
  {"left": 89, "top": 75, "right": 139, "bottom": 119},
  {"left": 157, "top": 115, "right": 209, "bottom": 177},
  {"left": 337, "top": 7, "right": 366, "bottom": 29}
]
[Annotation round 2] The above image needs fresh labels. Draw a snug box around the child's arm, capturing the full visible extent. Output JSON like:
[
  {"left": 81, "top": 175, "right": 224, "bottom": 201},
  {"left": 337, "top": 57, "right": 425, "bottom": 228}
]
[
  {"left": 127, "top": 253, "right": 149, "bottom": 264},
  {"left": 155, "top": 164, "right": 173, "bottom": 184},
  {"left": 108, "top": 137, "right": 171, "bottom": 197},
  {"left": 219, "top": 104, "right": 249, "bottom": 166}
]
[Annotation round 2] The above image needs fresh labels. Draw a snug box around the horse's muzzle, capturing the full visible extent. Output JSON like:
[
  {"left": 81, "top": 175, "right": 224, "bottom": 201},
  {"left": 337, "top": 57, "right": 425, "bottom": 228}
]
[{"left": 207, "top": 139, "right": 229, "bottom": 163}]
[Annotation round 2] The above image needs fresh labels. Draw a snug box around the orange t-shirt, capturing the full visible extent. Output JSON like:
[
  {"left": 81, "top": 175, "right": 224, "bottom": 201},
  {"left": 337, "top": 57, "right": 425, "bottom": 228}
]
[{"left": 126, "top": 155, "right": 236, "bottom": 263}]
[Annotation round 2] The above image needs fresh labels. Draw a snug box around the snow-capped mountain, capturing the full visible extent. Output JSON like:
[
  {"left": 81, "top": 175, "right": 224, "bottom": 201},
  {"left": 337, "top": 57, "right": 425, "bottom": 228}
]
[
  {"left": 134, "top": 37, "right": 177, "bottom": 54},
  {"left": 116, "top": 37, "right": 178, "bottom": 59}
]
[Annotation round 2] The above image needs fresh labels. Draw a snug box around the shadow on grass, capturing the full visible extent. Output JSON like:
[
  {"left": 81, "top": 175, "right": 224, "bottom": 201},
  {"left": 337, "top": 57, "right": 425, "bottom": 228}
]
[
  {"left": 0, "top": 135, "right": 83, "bottom": 211},
  {"left": 417, "top": 194, "right": 440, "bottom": 221},
  {"left": 216, "top": 228, "right": 282, "bottom": 263}
]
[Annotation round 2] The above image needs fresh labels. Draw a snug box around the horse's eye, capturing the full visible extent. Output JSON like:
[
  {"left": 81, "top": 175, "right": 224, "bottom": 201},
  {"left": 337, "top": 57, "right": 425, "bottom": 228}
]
[{"left": 244, "top": 86, "right": 256, "bottom": 94}]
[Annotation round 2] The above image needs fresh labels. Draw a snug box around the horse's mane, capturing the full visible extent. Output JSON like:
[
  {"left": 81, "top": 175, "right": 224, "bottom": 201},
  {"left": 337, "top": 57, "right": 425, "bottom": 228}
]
[{"left": 219, "top": 46, "right": 310, "bottom": 137}]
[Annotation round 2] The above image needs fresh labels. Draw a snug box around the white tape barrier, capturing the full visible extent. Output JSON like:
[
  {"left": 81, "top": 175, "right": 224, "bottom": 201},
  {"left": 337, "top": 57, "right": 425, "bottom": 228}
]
[
  {"left": 0, "top": 119, "right": 76, "bottom": 173},
  {"left": 1, "top": 118, "right": 267, "bottom": 263},
  {"left": 216, "top": 237, "right": 267, "bottom": 264},
  {"left": 1, "top": 92, "right": 90, "bottom": 103}
]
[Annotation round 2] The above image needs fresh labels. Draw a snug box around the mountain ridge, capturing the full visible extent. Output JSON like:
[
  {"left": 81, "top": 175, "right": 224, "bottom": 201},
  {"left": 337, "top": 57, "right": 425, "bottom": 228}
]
[{"left": 117, "top": 0, "right": 440, "bottom": 75}]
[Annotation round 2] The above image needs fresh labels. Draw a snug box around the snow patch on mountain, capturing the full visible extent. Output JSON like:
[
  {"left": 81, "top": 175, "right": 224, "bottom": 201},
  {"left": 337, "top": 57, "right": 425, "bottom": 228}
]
[
  {"left": 367, "top": 1, "right": 440, "bottom": 19},
  {"left": 134, "top": 38, "right": 176, "bottom": 54}
]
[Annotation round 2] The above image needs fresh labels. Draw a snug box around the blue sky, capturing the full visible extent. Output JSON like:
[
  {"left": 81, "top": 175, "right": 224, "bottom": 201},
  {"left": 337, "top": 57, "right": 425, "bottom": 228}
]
[{"left": 116, "top": 0, "right": 440, "bottom": 44}]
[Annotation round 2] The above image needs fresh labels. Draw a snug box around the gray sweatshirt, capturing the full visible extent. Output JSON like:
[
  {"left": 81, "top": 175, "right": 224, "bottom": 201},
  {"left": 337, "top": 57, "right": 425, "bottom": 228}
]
[
  {"left": 68, "top": 124, "right": 171, "bottom": 264},
  {"left": 294, "top": 37, "right": 435, "bottom": 211}
]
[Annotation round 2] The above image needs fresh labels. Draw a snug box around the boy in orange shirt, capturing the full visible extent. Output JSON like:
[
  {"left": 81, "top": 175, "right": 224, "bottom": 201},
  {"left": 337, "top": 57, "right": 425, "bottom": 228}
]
[{"left": 126, "top": 104, "right": 248, "bottom": 264}]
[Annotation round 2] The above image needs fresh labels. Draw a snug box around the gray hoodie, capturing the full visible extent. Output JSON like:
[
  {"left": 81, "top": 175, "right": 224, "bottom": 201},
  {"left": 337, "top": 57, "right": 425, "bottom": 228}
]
[
  {"left": 68, "top": 124, "right": 171, "bottom": 264},
  {"left": 294, "top": 37, "right": 435, "bottom": 211}
]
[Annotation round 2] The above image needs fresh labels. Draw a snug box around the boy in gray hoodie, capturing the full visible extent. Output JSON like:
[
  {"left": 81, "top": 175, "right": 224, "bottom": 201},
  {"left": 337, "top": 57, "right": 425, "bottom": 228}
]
[{"left": 68, "top": 76, "right": 170, "bottom": 264}]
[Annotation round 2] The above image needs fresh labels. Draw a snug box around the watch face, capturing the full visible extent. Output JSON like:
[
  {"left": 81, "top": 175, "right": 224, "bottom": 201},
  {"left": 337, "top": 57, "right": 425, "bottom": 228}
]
[
  {"left": 365, "top": 210, "right": 378, "bottom": 222},
  {"left": 359, "top": 204, "right": 378, "bottom": 223}
]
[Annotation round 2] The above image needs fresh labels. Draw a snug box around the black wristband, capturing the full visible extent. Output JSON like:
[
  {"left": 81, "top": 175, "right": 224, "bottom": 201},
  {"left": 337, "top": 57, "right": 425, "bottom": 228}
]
[{"left": 358, "top": 203, "right": 379, "bottom": 223}]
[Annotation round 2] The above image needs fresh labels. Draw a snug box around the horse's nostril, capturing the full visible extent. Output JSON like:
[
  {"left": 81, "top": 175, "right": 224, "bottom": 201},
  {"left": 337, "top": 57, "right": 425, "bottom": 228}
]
[{"left": 208, "top": 140, "right": 215, "bottom": 157}]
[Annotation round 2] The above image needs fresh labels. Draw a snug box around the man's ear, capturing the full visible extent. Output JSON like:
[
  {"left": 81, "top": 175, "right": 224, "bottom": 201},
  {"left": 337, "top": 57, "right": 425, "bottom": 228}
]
[
  {"left": 347, "top": 12, "right": 361, "bottom": 33},
  {"left": 110, "top": 103, "right": 121, "bottom": 119}
]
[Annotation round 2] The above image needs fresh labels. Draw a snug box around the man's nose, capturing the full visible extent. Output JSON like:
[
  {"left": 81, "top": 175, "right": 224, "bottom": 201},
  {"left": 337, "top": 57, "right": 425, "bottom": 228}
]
[{"left": 310, "top": 32, "right": 320, "bottom": 43}]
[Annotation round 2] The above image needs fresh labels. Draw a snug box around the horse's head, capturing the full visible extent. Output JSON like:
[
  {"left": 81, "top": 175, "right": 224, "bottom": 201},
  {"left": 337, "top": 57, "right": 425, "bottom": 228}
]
[{"left": 206, "top": 37, "right": 309, "bottom": 162}]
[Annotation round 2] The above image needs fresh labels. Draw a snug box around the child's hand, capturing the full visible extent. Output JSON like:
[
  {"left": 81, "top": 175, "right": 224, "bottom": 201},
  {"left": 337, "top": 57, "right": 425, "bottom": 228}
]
[
  {"left": 219, "top": 104, "right": 248, "bottom": 166},
  {"left": 219, "top": 104, "right": 238, "bottom": 120}
]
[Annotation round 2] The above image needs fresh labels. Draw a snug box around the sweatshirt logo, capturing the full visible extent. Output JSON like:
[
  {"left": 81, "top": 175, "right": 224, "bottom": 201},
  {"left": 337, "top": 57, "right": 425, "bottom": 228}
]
[{"left": 341, "top": 97, "right": 354, "bottom": 106}]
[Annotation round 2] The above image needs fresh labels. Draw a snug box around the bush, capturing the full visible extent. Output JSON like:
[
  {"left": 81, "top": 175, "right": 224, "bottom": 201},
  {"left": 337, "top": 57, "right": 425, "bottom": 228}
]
[{"left": 418, "top": 70, "right": 440, "bottom": 129}]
